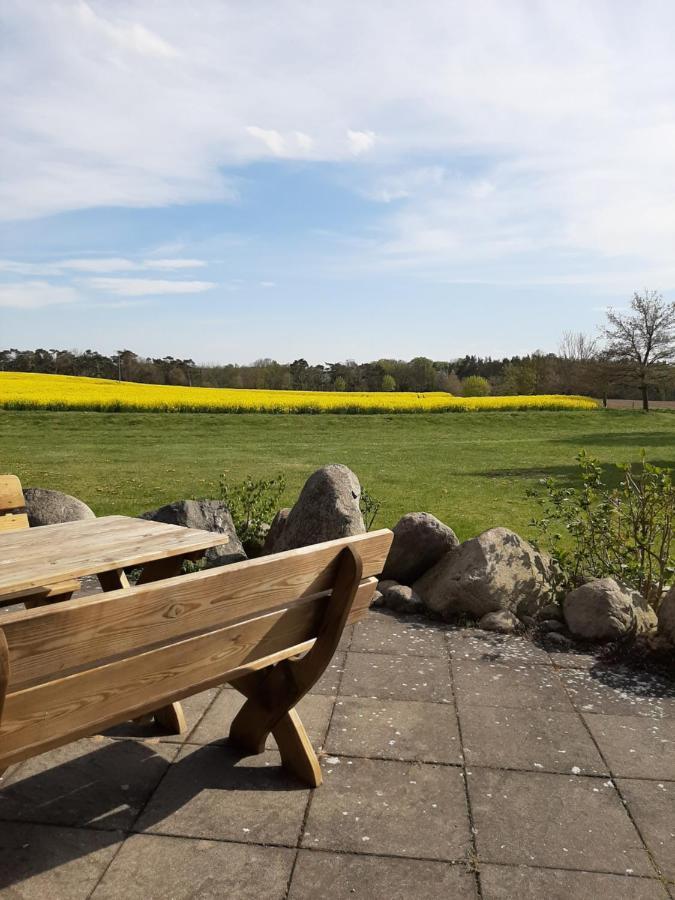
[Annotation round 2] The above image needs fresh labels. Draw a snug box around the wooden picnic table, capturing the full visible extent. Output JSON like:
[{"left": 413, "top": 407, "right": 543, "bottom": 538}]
[
  {"left": 0, "top": 514, "right": 231, "bottom": 733},
  {"left": 0, "top": 515, "right": 230, "bottom": 605}
]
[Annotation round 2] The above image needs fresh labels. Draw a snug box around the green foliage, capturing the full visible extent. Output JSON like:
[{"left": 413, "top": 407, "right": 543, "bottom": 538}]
[
  {"left": 381, "top": 373, "right": 396, "bottom": 392},
  {"left": 360, "top": 486, "right": 382, "bottom": 530},
  {"left": 333, "top": 376, "right": 347, "bottom": 391},
  {"left": 528, "top": 451, "right": 674, "bottom": 606},
  {"left": 461, "top": 375, "right": 491, "bottom": 397},
  {"left": 219, "top": 472, "right": 286, "bottom": 549}
]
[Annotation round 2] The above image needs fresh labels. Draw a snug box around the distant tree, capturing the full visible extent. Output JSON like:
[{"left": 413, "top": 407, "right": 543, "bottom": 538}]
[
  {"left": 381, "top": 373, "right": 396, "bottom": 392},
  {"left": 558, "top": 331, "right": 599, "bottom": 396},
  {"left": 461, "top": 375, "right": 491, "bottom": 396},
  {"left": 407, "top": 356, "right": 436, "bottom": 391},
  {"left": 333, "top": 376, "right": 347, "bottom": 391},
  {"left": 603, "top": 291, "right": 675, "bottom": 410},
  {"left": 289, "top": 358, "right": 309, "bottom": 390}
]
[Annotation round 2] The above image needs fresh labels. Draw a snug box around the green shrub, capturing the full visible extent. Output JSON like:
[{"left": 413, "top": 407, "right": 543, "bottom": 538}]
[
  {"left": 528, "top": 451, "right": 674, "bottom": 607},
  {"left": 360, "top": 486, "right": 381, "bottom": 530},
  {"left": 220, "top": 472, "right": 286, "bottom": 552},
  {"left": 461, "top": 375, "right": 491, "bottom": 397}
]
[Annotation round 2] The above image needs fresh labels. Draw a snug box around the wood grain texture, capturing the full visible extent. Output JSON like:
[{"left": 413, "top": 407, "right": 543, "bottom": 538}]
[
  {"left": 230, "top": 547, "right": 363, "bottom": 786},
  {"left": 0, "top": 475, "right": 25, "bottom": 512},
  {"left": 3, "top": 529, "right": 393, "bottom": 690},
  {"left": 0, "top": 629, "right": 8, "bottom": 725},
  {"left": 0, "top": 515, "right": 231, "bottom": 598},
  {"left": 0, "top": 577, "right": 378, "bottom": 768},
  {"left": 0, "top": 513, "right": 29, "bottom": 532}
]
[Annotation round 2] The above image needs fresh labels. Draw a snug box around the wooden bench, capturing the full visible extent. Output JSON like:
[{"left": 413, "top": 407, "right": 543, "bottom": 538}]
[
  {"left": 0, "top": 529, "right": 392, "bottom": 787},
  {"left": 0, "top": 474, "right": 81, "bottom": 606}
]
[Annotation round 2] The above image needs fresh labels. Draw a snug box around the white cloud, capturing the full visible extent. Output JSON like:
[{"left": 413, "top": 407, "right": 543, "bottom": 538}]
[
  {"left": 347, "top": 130, "right": 376, "bottom": 156},
  {"left": 294, "top": 131, "right": 314, "bottom": 153},
  {"left": 57, "top": 257, "right": 139, "bottom": 272},
  {"left": 259, "top": 281, "right": 276, "bottom": 288},
  {"left": 2, "top": 0, "right": 675, "bottom": 286},
  {"left": 0, "top": 281, "right": 79, "bottom": 309},
  {"left": 76, "top": 1, "right": 177, "bottom": 59},
  {"left": 146, "top": 258, "right": 206, "bottom": 269},
  {"left": 89, "top": 277, "right": 215, "bottom": 296},
  {"left": 246, "top": 127, "right": 286, "bottom": 156}
]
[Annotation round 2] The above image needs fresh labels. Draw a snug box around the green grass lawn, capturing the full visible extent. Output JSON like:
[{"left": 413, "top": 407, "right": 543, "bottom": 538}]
[{"left": 1, "top": 409, "right": 673, "bottom": 541}]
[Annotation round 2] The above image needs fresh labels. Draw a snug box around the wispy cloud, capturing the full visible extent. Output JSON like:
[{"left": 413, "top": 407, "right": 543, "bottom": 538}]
[
  {"left": 347, "top": 130, "right": 376, "bottom": 156},
  {"left": 2, "top": 0, "right": 675, "bottom": 290},
  {"left": 0, "top": 281, "right": 79, "bottom": 309},
  {"left": 0, "top": 257, "right": 207, "bottom": 275},
  {"left": 88, "top": 277, "right": 215, "bottom": 296}
]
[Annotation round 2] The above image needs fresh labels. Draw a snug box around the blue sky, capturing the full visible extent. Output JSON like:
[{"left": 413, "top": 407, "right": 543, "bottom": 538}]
[{"left": 1, "top": 1, "right": 674, "bottom": 364}]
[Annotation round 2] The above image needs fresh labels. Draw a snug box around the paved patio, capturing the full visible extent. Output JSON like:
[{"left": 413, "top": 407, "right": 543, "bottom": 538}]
[{"left": 0, "top": 608, "right": 674, "bottom": 899}]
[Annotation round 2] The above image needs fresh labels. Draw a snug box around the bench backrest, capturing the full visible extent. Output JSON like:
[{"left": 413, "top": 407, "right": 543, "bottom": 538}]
[
  {"left": 0, "top": 529, "right": 393, "bottom": 768},
  {"left": 0, "top": 475, "right": 29, "bottom": 533}
]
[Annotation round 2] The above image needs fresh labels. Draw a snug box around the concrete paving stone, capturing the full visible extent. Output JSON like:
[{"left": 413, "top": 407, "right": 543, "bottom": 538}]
[
  {"left": 350, "top": 611, "right": 449, "bottom": 657},
  {"left": 460, "top": 706, "right": 607, "bottom": 775},
  {"left": 289, "top": 851, "right": 478, "bottom": 899},
  {"left": 561, "top": 667, "right": 675, "bottom": 718},
  {"left": 468, "top": 767, "right": 653, "bottom": 875},
  {"left": 453, "top": 659, "right": 573, "bottom": 711},
  {"left": 0, "top": 822, "right": 123, "bottom": 899},
  {"left": 617, "top": 778, "right": 675, "bottom": 882},
  {"left": 338, "top": 623, "right": 354, "bottom": 651},
  {"left": 326, "top": 697, "right": 461, "bottom": 763},
  {"left": 189, "top": 691, "right": 334, "bottom": 750},
  {"left": 91, "top": 833, "right": 295, "bottom": 900},
  {"left": 446, "top": 628, "right": 551, "bottom": 665},
  {"left": 302, "top": 756, "right": 471, "bottom": 860},
  {"left": 103, "top": 688, "right": 221, "bottom": 743},
  {"left": 340, "top": 652, "right": 454, "bottom": 703},
  {"left": 308, "top": 651, "right": 347, "bottom": 695},
  {"left": 0, "top": 738, "right": 177, "bottom": 831},
  {"left": 549, "top": 649, "right": 603, "bottom": 670},
  {"left": 134, "top": 744, "right": 310, "bottom": 846},
  {"left": 479, "top": 864, "right": 670, "bottom": 899},
  {"left": 584, "top": 714, "right": 675, "bottom": 780}
]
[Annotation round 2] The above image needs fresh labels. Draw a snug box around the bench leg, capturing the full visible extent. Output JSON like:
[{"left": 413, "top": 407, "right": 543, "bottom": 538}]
[
  {"left": 154, "top": 701, "right": 187, "bottom": 734},
  {"left": 229, "top": 546, "right": 362, "bottom": 787}
]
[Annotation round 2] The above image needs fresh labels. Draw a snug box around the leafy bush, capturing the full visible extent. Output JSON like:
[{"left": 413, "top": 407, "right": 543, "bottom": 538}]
[
  {"left": 461, "top": 375, "right": 491, "bottom": 397},
  {"left": 220, "top": 472, "right": 286, "bottom": 551},
  {"left": 528, "top": 451, "right": 674, "bottom": 607},
  {"left": 360, "top": 486, "right": 381, "bottom": 530}
]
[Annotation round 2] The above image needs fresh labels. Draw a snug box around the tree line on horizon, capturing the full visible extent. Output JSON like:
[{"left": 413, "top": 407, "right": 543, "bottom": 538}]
[{"left": 2, "top": 292, "right": 674, "bottom": 407}]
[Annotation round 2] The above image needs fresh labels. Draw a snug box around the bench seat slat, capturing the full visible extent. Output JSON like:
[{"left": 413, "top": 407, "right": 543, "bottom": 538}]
[
  {"left": 3, "top": 529, "right": 392, "bottom": 690},
  {"left": 0, "top": 577, "right": 377, "bottom": 768}
]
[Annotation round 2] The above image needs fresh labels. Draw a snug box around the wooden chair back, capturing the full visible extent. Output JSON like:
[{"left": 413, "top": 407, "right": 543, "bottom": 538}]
[
  {"left": 0, "top": 475, "right": 29, "bottom": 533},
  {"left": 0, "top": 529, "right": 393, "bottom": 770}
]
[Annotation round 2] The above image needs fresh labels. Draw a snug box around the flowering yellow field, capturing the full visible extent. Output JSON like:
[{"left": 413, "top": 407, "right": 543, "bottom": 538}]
[{"left": 0, "top": 372, "right": 599, "bottom": 414}]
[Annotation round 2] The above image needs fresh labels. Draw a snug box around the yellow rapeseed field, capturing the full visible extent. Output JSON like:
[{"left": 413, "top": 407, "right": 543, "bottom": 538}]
[{"left": 0, "top": 372, "right": 599, "bottom": 414}]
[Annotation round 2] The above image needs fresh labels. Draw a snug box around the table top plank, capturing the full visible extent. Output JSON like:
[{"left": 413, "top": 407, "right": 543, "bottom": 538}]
[{"left": 0, "top": 516, "right": 230, "bottom": 597}]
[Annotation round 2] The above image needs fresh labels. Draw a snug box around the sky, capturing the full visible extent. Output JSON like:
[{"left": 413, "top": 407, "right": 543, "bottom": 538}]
[{"left": 1, "top": 1, "right": 675, "bottom": 365}]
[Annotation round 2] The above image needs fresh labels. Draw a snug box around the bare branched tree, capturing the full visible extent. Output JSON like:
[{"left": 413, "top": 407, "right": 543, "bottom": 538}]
[
  {"left": 603, "top": 291, "right": 675, "bottom": 410},
  {"left": 559, "top": 331, "right": 598, "bottom": 362}
]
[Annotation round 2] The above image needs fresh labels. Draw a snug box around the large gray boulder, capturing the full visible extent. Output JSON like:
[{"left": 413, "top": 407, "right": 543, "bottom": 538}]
[
  {"left": 563, "top": 578, "right": 657, "bottom": 642},
  {"left": 413, "top": 527, "right": 553, "bottom": 621},
  {"left": 263, "top": 508, "right": 291, "bottom": 554},
  {"left": 658, "top": 586, "right": 675, "bottom": 645},
  {"left": 381, "top": 512, "right": 459, "bottom": 584},
  {"left": 139, "top": 499, "right": 246, "bottom": 567},
  {"left": 24, "top": 487, "right": 95, "bottom": 527},
  {"left": 269, "top": 465, "right": 365, "bottom": 553}
]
